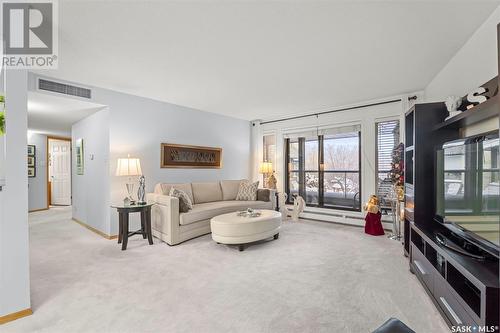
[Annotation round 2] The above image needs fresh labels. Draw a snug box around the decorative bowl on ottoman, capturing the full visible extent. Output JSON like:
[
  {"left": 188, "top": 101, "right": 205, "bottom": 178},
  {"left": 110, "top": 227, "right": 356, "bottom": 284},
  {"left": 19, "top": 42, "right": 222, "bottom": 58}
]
[{"left": 210, "top": 209, "right": 281, "bottom": 251}]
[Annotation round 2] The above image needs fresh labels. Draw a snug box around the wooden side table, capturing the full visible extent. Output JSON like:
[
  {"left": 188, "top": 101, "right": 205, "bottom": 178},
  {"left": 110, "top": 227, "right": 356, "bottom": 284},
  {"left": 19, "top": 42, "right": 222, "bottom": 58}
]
[{"left": 111, "top": 203, "right": 154, "bottom": 250}]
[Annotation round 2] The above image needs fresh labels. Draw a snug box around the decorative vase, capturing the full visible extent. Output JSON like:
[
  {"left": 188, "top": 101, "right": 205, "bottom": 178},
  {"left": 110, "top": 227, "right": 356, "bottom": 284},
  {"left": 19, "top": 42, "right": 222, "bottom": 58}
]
[{"left": 137, "top": 175, "right": 146, "bottom": 204}]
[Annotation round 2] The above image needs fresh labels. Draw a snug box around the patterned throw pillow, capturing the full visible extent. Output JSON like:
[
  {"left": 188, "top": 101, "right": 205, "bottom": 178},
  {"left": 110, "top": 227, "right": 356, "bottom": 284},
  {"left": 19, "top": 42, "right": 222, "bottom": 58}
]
[
  {"left": 235, "top": 180, "right": 259, "bottom": 201},
  {"left": 169, "top": 187, "right": 193, "bottom": 213}
]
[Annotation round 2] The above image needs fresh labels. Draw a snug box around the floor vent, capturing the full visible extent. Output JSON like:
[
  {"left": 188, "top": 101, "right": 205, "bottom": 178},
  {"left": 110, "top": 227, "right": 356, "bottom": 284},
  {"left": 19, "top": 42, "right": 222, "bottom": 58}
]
[{"left": 38, "top": 79, "right": 91, "bottom": 99}]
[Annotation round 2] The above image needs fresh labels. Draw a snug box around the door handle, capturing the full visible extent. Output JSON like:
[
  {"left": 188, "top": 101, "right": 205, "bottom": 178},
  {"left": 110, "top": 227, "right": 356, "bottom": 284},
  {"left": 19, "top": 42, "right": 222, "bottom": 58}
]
[
  {"left": 414, "top": 260, "right": 426, "bottom": 275},
  {"left": 439, "top": 297, "right": 462, "bottom": 325}
]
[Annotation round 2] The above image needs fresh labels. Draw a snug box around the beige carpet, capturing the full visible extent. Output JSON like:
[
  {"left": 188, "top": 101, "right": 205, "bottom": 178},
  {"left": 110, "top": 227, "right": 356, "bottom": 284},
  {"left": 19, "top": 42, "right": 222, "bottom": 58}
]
[{"left": 3, "top": 207, "right": 448, "bottom": 333}]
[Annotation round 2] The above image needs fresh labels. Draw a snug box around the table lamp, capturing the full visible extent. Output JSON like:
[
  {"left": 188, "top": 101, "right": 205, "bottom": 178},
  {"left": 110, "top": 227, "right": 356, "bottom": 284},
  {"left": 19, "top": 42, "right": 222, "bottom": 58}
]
[
  {"left": 259, "top": 161, "right": 276, "bottom": 189},
  {"left": 116, "top": 155, "right": 142, "bottom": 205}
]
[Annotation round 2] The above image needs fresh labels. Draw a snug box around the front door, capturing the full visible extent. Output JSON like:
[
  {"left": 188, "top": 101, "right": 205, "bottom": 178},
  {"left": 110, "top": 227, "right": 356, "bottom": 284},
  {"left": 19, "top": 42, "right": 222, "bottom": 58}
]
[{"left": 49, "top": 139, "right": 71, "bottom": 205}]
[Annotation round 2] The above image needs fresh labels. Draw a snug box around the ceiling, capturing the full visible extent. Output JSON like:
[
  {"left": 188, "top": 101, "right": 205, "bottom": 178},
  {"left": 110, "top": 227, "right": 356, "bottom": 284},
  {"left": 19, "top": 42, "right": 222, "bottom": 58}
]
[
  {"left": 28, "top": 92, "right": 105, "bottom": 136},
  {"left": 38, "top": 1, "right": 499, "bottom": 121}
]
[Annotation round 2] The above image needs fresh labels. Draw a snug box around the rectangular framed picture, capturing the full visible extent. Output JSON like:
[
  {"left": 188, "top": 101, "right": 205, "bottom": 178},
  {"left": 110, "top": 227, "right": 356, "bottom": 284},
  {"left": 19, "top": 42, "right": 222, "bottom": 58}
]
[
  {"left": 161, "top": 143, "right": 222, "bottom": 169},
  {"left": 28, "top": 156, "right": 35, "bottom": 167},
  {"left": 28, "top": 145, "right": 36, "bottom": 156},
  {"left": 28, "top": 167, "right": 36, "bottom": 178},
  {"left": 76, "top": 138, "right": 84, "bottom": 175}
]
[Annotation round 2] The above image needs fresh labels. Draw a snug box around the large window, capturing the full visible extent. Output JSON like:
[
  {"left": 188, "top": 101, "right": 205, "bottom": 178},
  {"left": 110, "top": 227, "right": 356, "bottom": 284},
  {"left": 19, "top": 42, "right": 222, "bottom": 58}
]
[
  {"left": 263, "top": 134, "right": 276, "bottom": 184},
  {"left": 285, "top": 126, "right": 361, "bottom": 211},
  {"left": 375, "top": 120, "right": 400, "bottom": 190},
  {"left": 263, "top": 134, "right": 276, "bottom": 167}
]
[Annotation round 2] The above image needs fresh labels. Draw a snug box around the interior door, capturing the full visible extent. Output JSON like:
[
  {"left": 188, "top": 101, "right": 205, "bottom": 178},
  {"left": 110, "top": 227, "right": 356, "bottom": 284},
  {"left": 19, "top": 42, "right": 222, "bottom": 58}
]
[{"left": 49, "top": 139, "right": 71, "bottom": 205}]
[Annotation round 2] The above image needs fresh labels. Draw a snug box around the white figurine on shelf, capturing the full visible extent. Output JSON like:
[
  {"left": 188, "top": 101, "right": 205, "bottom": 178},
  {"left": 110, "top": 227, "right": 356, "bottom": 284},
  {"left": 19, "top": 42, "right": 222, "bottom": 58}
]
[
  {"left": 278, "top": 192, "right": 288, "bottom": 220},
  {"left": 445, "top": 95, "right": 462, "bottom": 120},
  {"left": 291, "top": 195, "right": 305, "bottom": 222}
]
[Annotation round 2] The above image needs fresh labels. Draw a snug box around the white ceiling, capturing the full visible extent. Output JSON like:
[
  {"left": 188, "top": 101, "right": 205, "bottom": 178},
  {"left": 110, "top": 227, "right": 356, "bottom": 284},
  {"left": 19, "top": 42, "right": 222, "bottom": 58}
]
[
  {"left": 28, "top": 92, "right": 105, "bottom": 136},
  {"left": 39, "top": 0, "right": 499, "bottom": 121}
]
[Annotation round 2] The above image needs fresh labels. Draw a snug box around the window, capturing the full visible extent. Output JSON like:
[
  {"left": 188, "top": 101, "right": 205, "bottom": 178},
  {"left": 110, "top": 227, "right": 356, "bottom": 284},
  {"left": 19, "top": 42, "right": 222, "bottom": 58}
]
[
  {"left": 285, "top": 126, "right": 361, "bottom": 211},
  {"left": 263, "top": 134, "right": 276, "bottom": 184},
  {"left": 263, "top": 134, "right": 276, "bottom": 166},
  {"left": 376, "top": 120, "right": 400, "bottom": 190},
  {"left": 323, "top": 132, "right": 360, "bottom": 210}
]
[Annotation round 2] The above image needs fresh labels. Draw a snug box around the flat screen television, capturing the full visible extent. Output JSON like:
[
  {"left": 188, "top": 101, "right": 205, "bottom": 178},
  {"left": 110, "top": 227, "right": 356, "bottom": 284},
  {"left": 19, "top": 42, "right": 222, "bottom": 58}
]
[{"left": 435, "top": 132, "right": 499, "bottom": 258}]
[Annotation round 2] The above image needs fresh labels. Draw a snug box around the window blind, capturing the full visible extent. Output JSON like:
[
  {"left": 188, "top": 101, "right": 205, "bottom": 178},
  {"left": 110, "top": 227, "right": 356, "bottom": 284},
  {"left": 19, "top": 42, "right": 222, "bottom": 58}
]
[{"left": 376, "top": 120, "right": 400, "bottom": 173}]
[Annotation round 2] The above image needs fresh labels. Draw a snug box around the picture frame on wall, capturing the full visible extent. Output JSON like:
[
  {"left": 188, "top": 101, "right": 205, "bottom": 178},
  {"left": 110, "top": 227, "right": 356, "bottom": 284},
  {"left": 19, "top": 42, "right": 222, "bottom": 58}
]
[
  {"left": 28, "top": 145, "right": 35, "bottom": 156},
  {"left": 28, "top": 167, "right": 36, "bottom": 178},
  {"left": 28, "top": 156, "right": 35, "bottom": 167},
  {"left": 76, "top": 138, "right": 84, "bottom": 175},
  {"left": 160, "top": 143, "right": 223, "bottom": 169}
]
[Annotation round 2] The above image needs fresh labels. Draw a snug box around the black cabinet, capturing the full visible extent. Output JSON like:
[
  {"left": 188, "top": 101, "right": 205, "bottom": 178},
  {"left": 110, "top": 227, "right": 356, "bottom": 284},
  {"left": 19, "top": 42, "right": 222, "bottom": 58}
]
[
  {"left": 410, "top": 223, "right": 499, "bottom": 329},
  {"left": 403, "top": 103, "right": 451, "bottom": 256}
]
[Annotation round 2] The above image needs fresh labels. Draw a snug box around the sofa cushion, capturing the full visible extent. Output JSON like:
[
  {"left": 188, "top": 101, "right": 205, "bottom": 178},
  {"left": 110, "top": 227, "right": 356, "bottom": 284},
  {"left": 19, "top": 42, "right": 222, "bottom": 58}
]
[
  {"left": 169, "top": 187, "right": 193, "bottom": 213},
  {"left": 179, "top": 200, "right": 271, "bottom": 226},
  {"left": 220, "top": 180, "right": 244, "bottom": 200},
  {"left": 159, "top": 183, "right": 194, "bottom": 203},
  {"left": 257, "top": 189, "right": 271, "bottom": 202},
  {"left": 191, "top": 182, "right": 223, "bottom": 204},
  {"left": 236, "top": 180, "right": 259, "bottom": 201}
]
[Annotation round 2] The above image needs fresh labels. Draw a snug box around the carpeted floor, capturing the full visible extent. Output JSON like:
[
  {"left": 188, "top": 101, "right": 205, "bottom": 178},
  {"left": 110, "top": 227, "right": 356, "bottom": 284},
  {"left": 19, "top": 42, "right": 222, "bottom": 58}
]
[{"left": 3, "top": 207, "right": 448, "bottom": 333}]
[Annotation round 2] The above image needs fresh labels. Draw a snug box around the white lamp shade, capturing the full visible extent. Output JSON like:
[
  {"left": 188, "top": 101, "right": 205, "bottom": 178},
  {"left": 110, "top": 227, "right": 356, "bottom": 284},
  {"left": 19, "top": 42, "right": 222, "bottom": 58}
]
[
  {"left": 259, "top": 162, "right": 273, "bottom": 174},
  {"left": 116, "top": 157, "right": 142, "bottom": 176}
]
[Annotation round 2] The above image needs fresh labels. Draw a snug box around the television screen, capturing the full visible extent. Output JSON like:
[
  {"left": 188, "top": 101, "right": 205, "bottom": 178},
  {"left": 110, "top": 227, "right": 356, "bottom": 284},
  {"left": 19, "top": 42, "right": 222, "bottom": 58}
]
[{"left": 436, "top": 134, "right": 499, "bottom": 250}]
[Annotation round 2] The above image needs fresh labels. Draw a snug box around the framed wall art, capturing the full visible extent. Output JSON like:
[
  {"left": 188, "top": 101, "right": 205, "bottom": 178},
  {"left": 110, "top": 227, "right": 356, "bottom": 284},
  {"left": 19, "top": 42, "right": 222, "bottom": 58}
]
[
  {"left": 161, "top": 143, "right": 222, "bottom": 169},
  {"left": 28, "top": 145, "right": 35, "bottom": 156},
  {"left": 76, "top": 138, "right": 84, "bottom": 175}
]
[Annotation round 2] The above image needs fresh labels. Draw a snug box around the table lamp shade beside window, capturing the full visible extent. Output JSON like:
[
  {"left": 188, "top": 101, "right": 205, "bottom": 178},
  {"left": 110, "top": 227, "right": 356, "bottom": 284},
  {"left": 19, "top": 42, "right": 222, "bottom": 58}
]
[
  {"left": 259, "top": 162, "right": 273, "bottom": 174},
  {"left": 116, "top": 155, "right": 143, "bottom": 204},
  {"left": 259, "top": 161, "right": 276, "bottom": 189}
]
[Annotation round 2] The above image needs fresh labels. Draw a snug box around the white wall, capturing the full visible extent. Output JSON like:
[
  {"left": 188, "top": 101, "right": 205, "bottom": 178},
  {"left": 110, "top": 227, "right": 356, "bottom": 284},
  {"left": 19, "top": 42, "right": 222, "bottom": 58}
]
[
  {"left": 102, "top": 92, "right": 251, "bottom": 235},
  {"left": 425, "top": 7, "right": 500, "bottom": 101},
  {"left": 63, "top": 78, "right": 251, "bottom": 236},
  {"left": 27, "top": 133, "right": 47, "bottom": 212},
  {"left": 0, "top": 70, "right": 31, "bottom": 317},
  {"left": 72, "top": 109, "right": 111, "bottom": 235}
]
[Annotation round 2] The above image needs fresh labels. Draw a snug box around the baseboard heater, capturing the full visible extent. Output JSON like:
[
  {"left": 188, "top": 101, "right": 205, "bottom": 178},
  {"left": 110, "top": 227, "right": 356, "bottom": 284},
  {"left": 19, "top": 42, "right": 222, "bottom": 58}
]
[{"left": 298, "top": 208, "right": 394, "bottom": 230}]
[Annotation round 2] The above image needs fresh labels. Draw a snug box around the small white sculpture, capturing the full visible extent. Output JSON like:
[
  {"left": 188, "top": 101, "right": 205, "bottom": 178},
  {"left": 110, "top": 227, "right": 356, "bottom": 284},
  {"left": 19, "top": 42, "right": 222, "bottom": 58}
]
[
  {"left": 445, "top": 95, "right": 462, "bottom": 120},
  {"left": 292, "top": 195, "right": 305, "bottom": 222},
  {"left": 278, "top": 192, "right": 288, "bottom": 220}
]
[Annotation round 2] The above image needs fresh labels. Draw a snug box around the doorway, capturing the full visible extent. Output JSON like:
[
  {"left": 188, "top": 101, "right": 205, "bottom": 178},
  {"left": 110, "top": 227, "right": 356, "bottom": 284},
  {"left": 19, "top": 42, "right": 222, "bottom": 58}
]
[{"left": 47, "top": 137, "right": 72, "bottom": 206}]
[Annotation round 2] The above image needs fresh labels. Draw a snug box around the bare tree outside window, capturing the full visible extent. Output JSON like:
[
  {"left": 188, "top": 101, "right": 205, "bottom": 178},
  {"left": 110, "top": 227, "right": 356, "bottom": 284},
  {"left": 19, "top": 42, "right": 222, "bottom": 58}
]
[{"left": 286, "top": 131, "right": 361, "bottom": 211}]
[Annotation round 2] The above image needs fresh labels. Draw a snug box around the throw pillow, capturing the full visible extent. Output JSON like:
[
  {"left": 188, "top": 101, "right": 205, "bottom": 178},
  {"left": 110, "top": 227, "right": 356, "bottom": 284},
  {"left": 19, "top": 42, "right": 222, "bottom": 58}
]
[
  {"left": 235, "top": 180, "right": 259, "bottom": 201},
  {"left": 169, "top": 187, "right": 193, "bottom": 213}
]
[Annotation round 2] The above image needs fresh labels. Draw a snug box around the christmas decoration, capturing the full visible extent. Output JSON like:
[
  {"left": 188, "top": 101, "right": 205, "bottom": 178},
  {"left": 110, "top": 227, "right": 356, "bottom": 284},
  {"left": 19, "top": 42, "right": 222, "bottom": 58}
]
[
  {"left": 364, "top": 195, "right": 384, "bottom": 236},
  {"left": 389, "top": 142, "right": 404, "bottom": 187}
]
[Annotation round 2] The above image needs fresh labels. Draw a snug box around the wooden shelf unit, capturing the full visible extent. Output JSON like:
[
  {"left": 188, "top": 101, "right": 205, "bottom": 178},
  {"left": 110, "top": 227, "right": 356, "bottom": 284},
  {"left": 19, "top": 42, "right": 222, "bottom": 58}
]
[
  {"left": 403, "top": 102, "right": 452, "bottom": 256},
  {"left": 411, "top": 223, "right": 499, "bottom": 328},
  {"left": 404, "top": 97, "right": 499, "bottom": 329},
  {"left": 433, "top": 95, "right": 499, "bottom": 131}
]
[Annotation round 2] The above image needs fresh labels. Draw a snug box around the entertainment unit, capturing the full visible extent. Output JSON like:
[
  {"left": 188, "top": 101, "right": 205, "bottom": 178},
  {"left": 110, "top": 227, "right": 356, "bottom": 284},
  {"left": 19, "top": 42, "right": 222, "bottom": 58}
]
[
  {"left": 405, "top": 100, "right": 499, "bottom": 329},
  {"left": 403, "top": 24, "right": 500, "bottom": 330}
]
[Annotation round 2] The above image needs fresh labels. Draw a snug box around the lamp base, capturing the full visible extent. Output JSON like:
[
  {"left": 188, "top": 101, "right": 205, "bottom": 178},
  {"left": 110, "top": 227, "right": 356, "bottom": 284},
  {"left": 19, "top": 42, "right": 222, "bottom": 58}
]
[{"left": 266, "top": 173, "right": 277, "bottom": 190}]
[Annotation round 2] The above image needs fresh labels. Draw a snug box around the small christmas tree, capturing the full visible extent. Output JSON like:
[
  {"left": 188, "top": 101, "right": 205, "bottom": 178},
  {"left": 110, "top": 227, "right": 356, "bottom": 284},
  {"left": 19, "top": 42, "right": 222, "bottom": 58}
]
[{"left": 389, "top": 142, "right": 404, "bottom": 187}]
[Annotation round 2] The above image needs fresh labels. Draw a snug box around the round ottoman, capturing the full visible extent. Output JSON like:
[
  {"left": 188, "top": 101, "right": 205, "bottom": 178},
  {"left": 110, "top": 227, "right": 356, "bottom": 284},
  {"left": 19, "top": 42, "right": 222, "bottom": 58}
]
[{"left": 210, "top": 210, "right": 282, "bottom": 251}]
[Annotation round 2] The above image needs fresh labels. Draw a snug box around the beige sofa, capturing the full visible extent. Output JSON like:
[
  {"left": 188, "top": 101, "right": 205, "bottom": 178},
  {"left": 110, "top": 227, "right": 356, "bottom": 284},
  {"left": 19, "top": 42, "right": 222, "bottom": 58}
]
[{"left": 146, "top": 180, "right": 276, "bottom": 245}]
